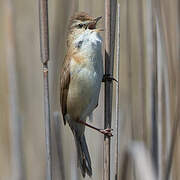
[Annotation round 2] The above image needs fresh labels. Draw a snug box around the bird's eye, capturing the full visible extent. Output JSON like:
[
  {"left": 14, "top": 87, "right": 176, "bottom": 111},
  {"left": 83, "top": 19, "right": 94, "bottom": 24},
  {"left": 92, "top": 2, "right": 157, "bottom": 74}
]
[{"left": 78, "top": 24, "right": 84, "bottom": 28}]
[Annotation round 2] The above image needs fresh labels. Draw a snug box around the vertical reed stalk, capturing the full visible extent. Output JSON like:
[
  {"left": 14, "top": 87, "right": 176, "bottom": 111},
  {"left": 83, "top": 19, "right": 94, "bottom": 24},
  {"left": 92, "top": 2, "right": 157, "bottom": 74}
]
[
  {"left": 39, "top": 0, "right": 52, "bottom": 180},
  {"left": 152, "top": 8, "right": 158, "bottom": 175},
  {"left": 104, "top": 1, "right": 111, "bottom": 177},
  {"left": 104, "top": 0, "right": 117, "bottom": 179},
  {"left": 163, "top": 36, "right": 171, "bottom": 175},
  {"left": 165, "top": 100, "right": 180, "bottom": 180},
  {"left": 144, "top": 0, "right": 154, "bottom": 154},
  {"left": 115, "top": 3, "right": 120, "bottom": 180},
  {"left": 156, "top": 17, "right": 163, "bottom": 180},
  {"left": 163, "top": 64, "right": 171, "bottom": 180}
]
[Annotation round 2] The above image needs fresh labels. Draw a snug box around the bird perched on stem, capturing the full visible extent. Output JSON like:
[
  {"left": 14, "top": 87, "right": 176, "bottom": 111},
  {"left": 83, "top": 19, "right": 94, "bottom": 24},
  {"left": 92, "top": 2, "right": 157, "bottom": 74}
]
[{"left": 60, "top": 12, "right": 112, "bottom": 177}]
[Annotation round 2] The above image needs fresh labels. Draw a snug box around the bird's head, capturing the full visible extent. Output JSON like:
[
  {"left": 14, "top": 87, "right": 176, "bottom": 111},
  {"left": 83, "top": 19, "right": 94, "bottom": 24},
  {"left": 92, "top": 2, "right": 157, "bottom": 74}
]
[{"left": 67, "top": 12, "right": 103, "bottom": 47}]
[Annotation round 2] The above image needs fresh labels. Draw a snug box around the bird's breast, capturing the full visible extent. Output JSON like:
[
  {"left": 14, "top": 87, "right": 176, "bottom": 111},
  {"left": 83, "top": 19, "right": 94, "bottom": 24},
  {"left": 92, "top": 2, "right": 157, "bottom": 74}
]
[
  {"left": 69, "top": 55, "right": 102, "bottom": 98},
  {"left": 67, "top": 53, "right": 103, "bottom": 119}
]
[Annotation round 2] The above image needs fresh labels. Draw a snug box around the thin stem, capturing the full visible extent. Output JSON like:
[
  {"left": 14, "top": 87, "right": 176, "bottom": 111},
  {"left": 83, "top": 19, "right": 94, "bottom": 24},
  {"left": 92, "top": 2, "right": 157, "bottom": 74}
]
[
  {"left": 39, "top": 0, "right": 52, "bottom": 180},
  {"left": 152, "top": 8, "right": 158, "bottom": 175},
  {"left": 104, "top": 0, "right": 117, "bottom": 179},
  {"left": 115, "top": 3, "right": 120, "bottom": 180},
  {"left": 43, "top": 64, "right": 52, "bottom": 180},
  {"left": 39, "top": 0, "right": 49, "bottom": 63},
  {"left": 156, "top": 17, "right": 163, "bottom": 180},
  {"left": 165, "top": 102, "right": 180, "bottom": 180},
  {"left": 104, "top": 0, "right": 111, "bottom": 178}
]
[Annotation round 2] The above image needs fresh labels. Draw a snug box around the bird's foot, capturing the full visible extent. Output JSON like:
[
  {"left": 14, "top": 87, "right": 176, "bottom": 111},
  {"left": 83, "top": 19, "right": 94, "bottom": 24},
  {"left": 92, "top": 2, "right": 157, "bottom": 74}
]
[
  {"left": 102, "top": 74, "right": 118, "bottom": 83},
  {"left": 76, "top": 119, "right": 113, "bottom": 137},
  {"left": 100, "top": 128, "right": 113, "bottom": 137}
]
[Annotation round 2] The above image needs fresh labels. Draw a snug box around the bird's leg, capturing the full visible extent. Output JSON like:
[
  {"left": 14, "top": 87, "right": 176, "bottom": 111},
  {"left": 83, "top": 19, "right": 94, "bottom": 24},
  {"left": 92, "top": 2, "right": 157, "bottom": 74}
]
[
  {"left": 76, "top": 119, "right": 113, "bottom": 137},
  {"left": 102, "top": 74, "right": 118, "bottom": 83}
]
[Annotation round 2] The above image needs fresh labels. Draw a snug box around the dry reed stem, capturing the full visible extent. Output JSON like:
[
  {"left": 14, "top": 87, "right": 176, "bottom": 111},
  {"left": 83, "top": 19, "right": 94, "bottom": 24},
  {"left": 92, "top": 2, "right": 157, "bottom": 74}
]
[
  {"left": 152, "top": 6, "right": 159, "bottom": 175},
  {"left": 162, "top": 27, "right": 171, "bottom": 177},
  {"left": 155, "top": 11, "right": 172, "bottom": 180},
  {"left": 144, "top": 0, "right": 154, "bottom": 152},
  {"left": 115, "top": 3, "right": 120, "bottom": 180},
  {"left": 104, "top": 1, "right": 111, "bottom": 178},
  {"left": 165, "top": 100, "right": 180, "bottom": 180},
  {"left": 104, "top": 0, "right": 117, "bottom": 179},
  {"left": 39, "top": 0, "right": 49, "bottom": 63},
  {"left": 156, "top": 17, "right": 163, "bottom": 180},
  {"left": 39, "top": 0, "right": 52, "bottom": 179}
]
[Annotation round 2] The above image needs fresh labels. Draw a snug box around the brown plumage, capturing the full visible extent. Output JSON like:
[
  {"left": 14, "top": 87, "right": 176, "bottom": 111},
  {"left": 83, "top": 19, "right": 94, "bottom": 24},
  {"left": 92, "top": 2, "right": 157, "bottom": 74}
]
[
  {"left": 61, "top": 12, "right": 96, "bottom": 125},
  {"left": 60, "top": 12, "right": 103, "bottom": 177},
  {"left": 60, "top": 54, "right": 71, "bottom": 125},
  {"left": 68, "top": 12, "right": 93, "bottom": 37},
  {"left": 69, "top": 12, "right": 93, "bottom": 27},
  {"left": 60, "top": 51, "right": 85, "bottom": 125}
]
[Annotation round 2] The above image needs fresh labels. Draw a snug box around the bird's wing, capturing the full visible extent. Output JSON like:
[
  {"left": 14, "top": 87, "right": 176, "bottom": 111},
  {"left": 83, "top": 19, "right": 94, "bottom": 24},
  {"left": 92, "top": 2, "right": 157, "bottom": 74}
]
[{"left": 60, "top": 54, "right": 71, "bottom": 125}]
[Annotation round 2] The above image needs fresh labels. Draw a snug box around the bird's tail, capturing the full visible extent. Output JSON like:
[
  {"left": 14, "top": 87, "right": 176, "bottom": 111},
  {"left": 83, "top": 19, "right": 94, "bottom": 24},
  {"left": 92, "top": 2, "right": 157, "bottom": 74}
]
[{"left": 74, "top": 133, "right": 92, "bottom": 177}]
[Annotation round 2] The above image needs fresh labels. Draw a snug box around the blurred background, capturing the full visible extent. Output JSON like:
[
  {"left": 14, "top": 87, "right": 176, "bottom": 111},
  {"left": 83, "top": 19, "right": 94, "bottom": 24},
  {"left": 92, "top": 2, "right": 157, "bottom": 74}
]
[{"left": 0, "top": 0, "right": 179, "bottom": 180}]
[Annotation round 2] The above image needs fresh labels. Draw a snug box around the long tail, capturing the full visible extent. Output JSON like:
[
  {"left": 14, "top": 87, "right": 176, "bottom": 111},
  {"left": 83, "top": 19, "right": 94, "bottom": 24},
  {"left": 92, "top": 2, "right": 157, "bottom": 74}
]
[{"left": 74, "top": 133, "right": 92, "bottom": 177}]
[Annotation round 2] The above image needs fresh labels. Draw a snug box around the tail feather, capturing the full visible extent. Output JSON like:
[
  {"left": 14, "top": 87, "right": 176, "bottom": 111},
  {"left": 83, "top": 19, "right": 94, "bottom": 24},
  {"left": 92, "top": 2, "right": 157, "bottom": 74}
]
[{"left": 74, "top": 134, "right": 92, "bottom": 177}]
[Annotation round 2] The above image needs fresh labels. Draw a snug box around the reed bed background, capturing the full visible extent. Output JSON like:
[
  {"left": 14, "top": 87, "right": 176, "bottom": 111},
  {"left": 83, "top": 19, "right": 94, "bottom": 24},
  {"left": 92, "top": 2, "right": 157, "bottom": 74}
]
[{"left": 0, "top": 0, "right": 179, "bottom": 180}]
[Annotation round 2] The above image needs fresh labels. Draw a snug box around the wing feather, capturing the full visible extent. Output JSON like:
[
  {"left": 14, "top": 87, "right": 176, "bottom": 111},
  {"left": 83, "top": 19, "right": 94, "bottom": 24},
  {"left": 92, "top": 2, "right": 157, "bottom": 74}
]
[{"left": 60, "top": 54, "right": 71, "bottom": 125}]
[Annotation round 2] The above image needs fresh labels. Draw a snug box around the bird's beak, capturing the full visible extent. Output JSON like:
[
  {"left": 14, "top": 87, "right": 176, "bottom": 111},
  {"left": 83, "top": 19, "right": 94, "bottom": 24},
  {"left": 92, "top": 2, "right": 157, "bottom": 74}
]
[
  {"left": 87, "top": 16, "right": 103, "bottom": 31},
  {"left": 94, "top": 16, "right": 103, "bottom": 32},
  {"left": 94, "top": 16, "right": 102, "bottom": 24}
]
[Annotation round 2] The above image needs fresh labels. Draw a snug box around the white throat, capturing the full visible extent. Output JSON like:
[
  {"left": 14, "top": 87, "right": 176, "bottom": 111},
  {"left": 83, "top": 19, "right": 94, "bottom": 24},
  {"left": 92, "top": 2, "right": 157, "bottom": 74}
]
[{"left": 73, "top": 29, "right": 102, "bottom": 55}]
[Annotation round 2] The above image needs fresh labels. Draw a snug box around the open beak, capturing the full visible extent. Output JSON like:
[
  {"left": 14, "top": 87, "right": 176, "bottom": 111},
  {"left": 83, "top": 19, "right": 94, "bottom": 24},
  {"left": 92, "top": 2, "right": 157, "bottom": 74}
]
[
  {"left": 94, "top": 17, "right": 103, "bottom": 32},
  {"left": 88, "top": 16, "right": 103, "bottom": 32},
  {"left": 94, "top": 16, "right": 102, "bottom": 24}
]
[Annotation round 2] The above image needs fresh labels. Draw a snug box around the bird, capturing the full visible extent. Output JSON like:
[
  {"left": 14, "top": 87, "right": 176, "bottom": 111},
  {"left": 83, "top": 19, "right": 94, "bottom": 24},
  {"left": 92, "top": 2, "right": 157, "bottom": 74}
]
[{"left": 60, "top": 12, "right": 112, "bottom": 177}]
